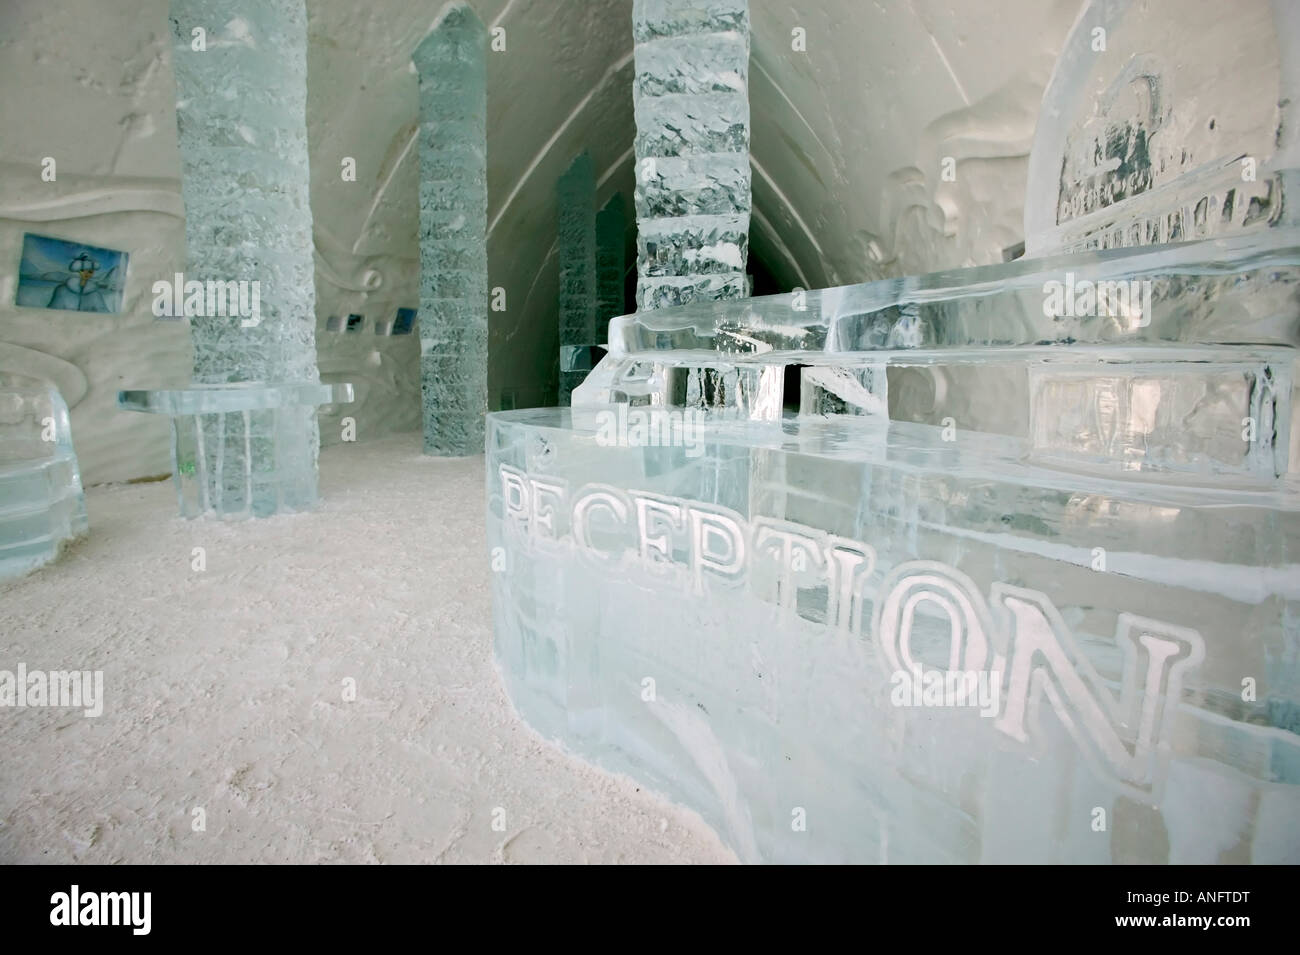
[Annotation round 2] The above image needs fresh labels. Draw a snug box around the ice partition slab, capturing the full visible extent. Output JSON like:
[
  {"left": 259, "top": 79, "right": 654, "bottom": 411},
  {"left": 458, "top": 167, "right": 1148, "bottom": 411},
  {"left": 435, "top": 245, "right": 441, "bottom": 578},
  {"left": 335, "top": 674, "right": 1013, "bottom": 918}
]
[
  {"left": 119, "top": 382, "right": 353, "bottom": 519},
  {"left": 0, "top": 373, "right": 88, "bottom": 581},
  {"left": 413, "top": 3, "right": 489, "bottom": 454}
]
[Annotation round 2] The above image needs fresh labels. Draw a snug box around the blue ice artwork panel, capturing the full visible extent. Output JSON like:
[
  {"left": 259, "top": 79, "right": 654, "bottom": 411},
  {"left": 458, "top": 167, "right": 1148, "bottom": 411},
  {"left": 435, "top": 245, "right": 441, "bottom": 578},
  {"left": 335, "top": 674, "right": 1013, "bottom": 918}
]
[
  {"left": 392, "top": 307, "right": 416, "bottom": 335},
  {"left": 16, "top": 234, "right": 127, "bottom": 314}
]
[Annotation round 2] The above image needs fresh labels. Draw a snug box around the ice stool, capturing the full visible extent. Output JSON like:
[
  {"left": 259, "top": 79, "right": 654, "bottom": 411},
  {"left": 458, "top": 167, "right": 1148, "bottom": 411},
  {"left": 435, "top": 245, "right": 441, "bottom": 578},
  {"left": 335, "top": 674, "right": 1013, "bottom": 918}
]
[{"left": 0, "top": 372, "right": 89, "bottom": 581}]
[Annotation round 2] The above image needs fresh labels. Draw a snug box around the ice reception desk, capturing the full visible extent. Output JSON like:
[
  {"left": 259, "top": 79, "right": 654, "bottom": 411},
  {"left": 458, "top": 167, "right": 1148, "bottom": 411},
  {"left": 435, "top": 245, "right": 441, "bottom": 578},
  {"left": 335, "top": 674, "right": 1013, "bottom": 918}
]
[{"left": 486, "top": 234, "right": 1300, "bottom": 864}]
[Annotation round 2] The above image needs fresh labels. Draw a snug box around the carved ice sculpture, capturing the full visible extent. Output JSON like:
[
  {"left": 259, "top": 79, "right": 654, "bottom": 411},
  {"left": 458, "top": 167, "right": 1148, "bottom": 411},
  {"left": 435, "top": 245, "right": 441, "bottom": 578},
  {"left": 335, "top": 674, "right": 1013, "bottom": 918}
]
[
  {"left": 414, "top": 2, "right": 489, "bottom": 455},
  {"left": 0, "top": 373, "right": 88, "bottom": 581},
  {"left": 490, "top": 0, "right": 1300, "bottom": 863},
  {"left": 124, "top": 0, "right": 348, "bottom": 518}
]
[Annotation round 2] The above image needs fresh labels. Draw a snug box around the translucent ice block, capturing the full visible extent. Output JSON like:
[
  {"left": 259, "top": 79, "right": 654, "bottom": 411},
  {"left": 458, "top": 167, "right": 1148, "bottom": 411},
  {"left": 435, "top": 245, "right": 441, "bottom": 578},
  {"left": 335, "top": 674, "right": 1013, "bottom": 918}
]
[
  {"left": 632, "top": 0, "right": 748, "bottom": 43},
  {"left": 637, "top": 213, "right": 749, "bottom": 275},
  {"left": 606, "top": 232, "right": 1300, "bottom": 361},
  {"left": 118, "top": 382, "right": 353, "bottom": 519},
  {"left": 633, "top": 93, "right": 749, "bottom": 158},
  {"left": 117, "top": 382, "right": 350, "bottom": 415},
  {"left": 635, "top": 153, "right": 752, "bottom": 219},
  {"left": 487, "top": 403, "right": 1300, "bottom": 863},
  {"left": 0, "top": 373, "right": 88, "bottom": 581}
]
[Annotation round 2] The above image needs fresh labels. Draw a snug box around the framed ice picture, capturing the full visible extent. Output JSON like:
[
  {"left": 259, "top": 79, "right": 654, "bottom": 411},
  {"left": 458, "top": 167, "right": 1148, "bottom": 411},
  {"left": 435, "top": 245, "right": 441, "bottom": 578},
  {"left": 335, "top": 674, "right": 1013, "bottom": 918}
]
[{"left": 16, "top": 234, "right": 127, "bottom": 313}]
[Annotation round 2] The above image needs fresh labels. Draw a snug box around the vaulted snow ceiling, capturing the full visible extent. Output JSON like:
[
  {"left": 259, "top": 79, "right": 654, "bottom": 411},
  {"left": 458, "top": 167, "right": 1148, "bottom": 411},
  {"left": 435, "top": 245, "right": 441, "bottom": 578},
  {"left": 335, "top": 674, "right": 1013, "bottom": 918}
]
[{"left": 2, "top": 0, "right": 1084, "bottom": 409}]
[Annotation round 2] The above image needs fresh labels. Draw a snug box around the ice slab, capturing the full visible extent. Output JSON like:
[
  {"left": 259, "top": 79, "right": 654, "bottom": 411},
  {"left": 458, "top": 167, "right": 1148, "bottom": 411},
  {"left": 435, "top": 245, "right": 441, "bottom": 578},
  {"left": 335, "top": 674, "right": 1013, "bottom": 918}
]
[
  {"left": 635, "top": 153, "right": 751, "bottom": 219},
  {"left": 632, "top": 0, "right": 748, "bottom": 43},
  {"left": 607, "top": 232, "right": 1300, "bottom": 361},
  {"left": 118, "top": 382, "right": 353, "bottom": 519},
  {"left": 0, "top": 373, "right": 88, "bottom": 581},
  {"left": 118, "top": 381, "right": 350, "bottom": 415},
  {"left": 590, "top": 232, "right": 1300, "bottom": 482},
  {"left": 488, "top": 405, "right": 1300, "bottom": 863},
  {"left": 637, "top": 214, "right": 749, "bottom": 275}
]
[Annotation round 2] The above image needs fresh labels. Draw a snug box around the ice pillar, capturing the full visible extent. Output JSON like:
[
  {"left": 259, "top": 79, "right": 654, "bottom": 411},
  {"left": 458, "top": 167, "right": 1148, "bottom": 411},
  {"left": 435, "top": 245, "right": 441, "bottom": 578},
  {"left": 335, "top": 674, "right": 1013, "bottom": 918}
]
[
  {"left": 557, "top": 154, "right": 598, "bottom": 405},
  {"left": 632, "top": 0, "right": 751, "bottom": 309},
  {"left": 413, "top": 3, "right": 489, "bottom": 455},
  {"left": 168, "top": 0, "right": 323, "bottom": 514},
  {"left": 596, "top": 195, "right": 627, "bottom": 329}
]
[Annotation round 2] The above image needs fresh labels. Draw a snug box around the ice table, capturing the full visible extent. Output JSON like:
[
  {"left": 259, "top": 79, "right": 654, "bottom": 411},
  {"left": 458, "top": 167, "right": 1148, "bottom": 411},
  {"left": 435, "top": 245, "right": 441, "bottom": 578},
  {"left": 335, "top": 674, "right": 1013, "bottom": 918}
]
[
  {"left": 118, "top": 381, "right": 353, "bottom": 519},
  {"left": 488, "top": 231, "right": 1300, "bottom": 863},
  {"left": 0, "top": 373, "right": 89, "bottom": 581}
]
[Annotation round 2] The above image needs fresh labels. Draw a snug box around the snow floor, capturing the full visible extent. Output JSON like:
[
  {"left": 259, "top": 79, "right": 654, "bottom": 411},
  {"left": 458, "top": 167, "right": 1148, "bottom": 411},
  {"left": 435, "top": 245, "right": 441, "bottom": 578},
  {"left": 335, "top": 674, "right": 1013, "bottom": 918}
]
[{"left": 0, "top": 432, "right": 735, "bottom": 864}]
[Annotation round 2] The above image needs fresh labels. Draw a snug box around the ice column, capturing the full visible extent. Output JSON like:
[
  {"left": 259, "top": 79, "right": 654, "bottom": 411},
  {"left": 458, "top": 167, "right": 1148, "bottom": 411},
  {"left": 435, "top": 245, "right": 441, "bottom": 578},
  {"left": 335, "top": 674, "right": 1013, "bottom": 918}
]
[
  {"left": 413, "top": 3, "right": 489, "bottom": 455},
  {"left": 168, "top": 0, "right": 324, "bottom": 513},
  {"left": 596, "top": 196, "right": 627, "bottom": 328},
  {"left": 557, "top": 153, "right": 598, "bottom": 405},
  {"left": 632, "top": 0, "right": 751, "bottom": 309},
  {"left": 171, "top": 0, "right": 318, "bottom": 384}
]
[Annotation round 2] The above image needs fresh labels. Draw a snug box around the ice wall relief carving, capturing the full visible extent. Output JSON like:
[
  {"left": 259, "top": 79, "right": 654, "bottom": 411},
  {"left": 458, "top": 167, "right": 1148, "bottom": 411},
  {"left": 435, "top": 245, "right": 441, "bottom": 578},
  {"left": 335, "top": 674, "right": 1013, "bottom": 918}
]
[{"left": 499, "top": 464, "right": 1206, "bottom": 793}]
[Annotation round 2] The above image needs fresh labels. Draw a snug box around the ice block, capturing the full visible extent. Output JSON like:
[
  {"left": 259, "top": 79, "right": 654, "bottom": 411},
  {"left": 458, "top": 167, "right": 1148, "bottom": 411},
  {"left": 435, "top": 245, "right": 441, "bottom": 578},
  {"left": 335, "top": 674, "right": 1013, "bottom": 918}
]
[
  {"left": 0, "top": 373, "right": 88, "bottom": 581},
  {"left": 118, "top": 382, "right": 353, "bottom": 519}
]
